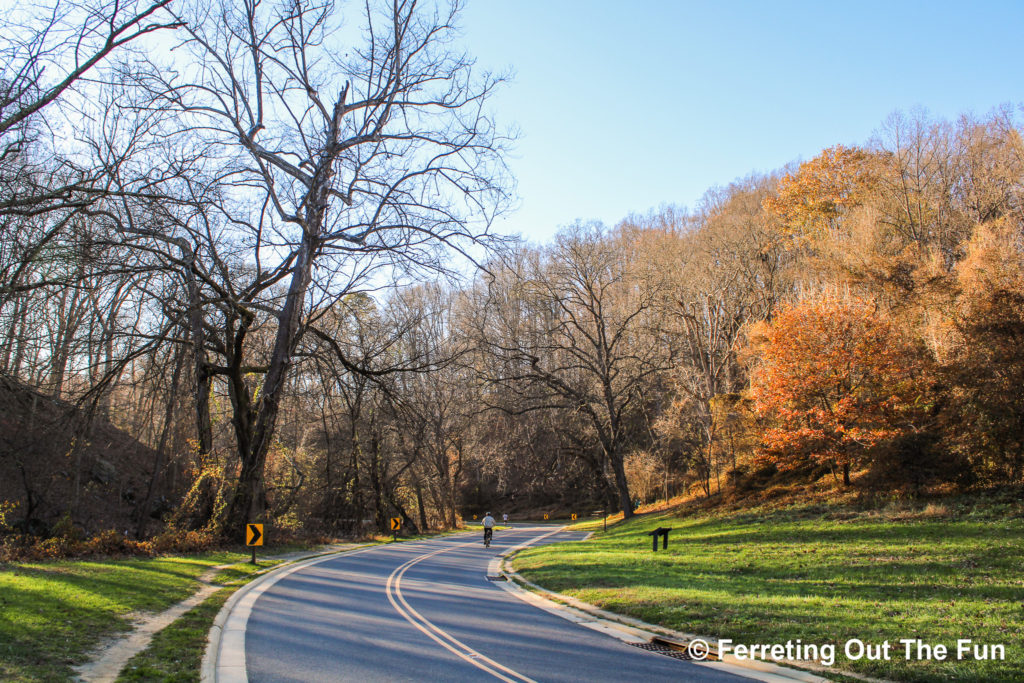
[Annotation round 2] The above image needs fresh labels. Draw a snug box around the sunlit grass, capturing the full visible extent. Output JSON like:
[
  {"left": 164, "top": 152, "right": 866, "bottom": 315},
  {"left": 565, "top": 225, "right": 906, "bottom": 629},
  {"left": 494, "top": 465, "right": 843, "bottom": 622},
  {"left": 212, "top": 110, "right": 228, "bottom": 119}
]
[
  {"left": 513, "top": 507, "right": 1024, "bottom": 682},
  {"left": 116, "top": 560, "right": 275, "bottom": 683},
  {"left": 116, "top": 587, "right": 234, "bottom": 683},
  {"left": 0, "top": 550, "right": 282, "bottom": 682}
]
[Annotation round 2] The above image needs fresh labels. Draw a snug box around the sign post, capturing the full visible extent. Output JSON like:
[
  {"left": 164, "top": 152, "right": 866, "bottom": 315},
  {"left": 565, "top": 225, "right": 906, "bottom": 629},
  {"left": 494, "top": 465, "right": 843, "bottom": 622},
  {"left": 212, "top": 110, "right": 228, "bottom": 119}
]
[
  {"left": 246, "top": 523, "right": 264, "bottom": 564},
  {"left": 646, "top": 527, "right": 671, "bottom": 552},
  {"left": 390, "top": 517, "right": 401, "bottom": 542}
]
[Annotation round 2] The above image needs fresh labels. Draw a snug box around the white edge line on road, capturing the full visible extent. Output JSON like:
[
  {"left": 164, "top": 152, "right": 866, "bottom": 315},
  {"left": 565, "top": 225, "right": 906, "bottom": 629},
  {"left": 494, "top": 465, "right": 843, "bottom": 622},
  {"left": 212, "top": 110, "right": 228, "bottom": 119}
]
[{"left": 202, "top": 540, "right": 450, "bottom": 683}]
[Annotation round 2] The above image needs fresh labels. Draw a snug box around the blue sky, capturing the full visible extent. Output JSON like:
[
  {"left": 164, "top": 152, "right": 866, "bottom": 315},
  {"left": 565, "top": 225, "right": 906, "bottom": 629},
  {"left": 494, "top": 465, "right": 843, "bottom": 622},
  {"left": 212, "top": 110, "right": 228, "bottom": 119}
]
[{"left": 456, "top": 1, "right": 1024, "bottom": 244}]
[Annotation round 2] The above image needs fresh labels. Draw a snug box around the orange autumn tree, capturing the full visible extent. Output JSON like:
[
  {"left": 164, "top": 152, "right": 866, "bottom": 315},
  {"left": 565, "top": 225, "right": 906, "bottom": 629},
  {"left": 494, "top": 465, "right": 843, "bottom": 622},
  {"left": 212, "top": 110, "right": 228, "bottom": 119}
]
[
  {"left": 747, "top": 295, "right": 932, "bottom": 485},
  {"left": 946, "top": 220, "right": 1024, "bottom": 481},
  {"left": 764, "top": 145, "right": 880, "bottom": 239}
]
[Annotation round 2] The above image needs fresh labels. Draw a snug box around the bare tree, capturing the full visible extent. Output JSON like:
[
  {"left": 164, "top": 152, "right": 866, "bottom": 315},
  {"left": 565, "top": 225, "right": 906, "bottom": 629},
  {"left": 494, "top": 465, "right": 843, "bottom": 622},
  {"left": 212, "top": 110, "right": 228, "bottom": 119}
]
[
  {"left": 132, "top": 0, "right": 510, "bottom": 532},
  {"left": 0, "top": 1, "right": 182, "bottom": 304},
  {"left": 473, "top": 224, "right": 671, "bottom": 518},
  {"left": 658, "top": 182, "right": 785, "bottom": 495}
]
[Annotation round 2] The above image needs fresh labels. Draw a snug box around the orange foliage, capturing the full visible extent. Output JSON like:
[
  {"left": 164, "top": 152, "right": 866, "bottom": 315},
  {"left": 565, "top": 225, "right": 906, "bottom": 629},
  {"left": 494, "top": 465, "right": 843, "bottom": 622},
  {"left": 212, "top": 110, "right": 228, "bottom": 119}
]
[
  {"left": 0, "top": 526, "right": 220, "bottom": 561},
  {"left": 748, "top": 295, "right": 932, "bottom": 478},
  {"left": 944, "top": 221, "right": 1024, "bottom": 478},
  {"left": 764, "top": 145, "right": 880, "bottom": 238}
]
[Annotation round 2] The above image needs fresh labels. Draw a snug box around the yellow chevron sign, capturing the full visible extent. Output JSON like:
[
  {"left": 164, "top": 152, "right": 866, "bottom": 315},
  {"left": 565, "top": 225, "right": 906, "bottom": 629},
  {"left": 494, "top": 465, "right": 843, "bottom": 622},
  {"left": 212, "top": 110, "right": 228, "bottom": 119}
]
[{"left": 246, "top": 524, "right": 264, "bottom": 546}]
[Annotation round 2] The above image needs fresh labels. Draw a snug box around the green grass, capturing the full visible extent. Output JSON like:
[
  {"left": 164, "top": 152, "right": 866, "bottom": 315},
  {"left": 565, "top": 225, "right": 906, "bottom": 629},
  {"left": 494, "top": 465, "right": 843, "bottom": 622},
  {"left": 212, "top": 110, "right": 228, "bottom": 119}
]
[
  {"left": 0, "top": 551, "right": 281, "bottom": 682},
  {"left": 116, "top": 561, "right": 274, "bottom": 683},
  {"left": 116, "top": 587, "right": 234, "bottom": 683},
  {"left": 0, "top": 553, "right": 230, "bottom": 682},
  {"left": 512, "top": 506, "right": 1024, "bottom": 682}
]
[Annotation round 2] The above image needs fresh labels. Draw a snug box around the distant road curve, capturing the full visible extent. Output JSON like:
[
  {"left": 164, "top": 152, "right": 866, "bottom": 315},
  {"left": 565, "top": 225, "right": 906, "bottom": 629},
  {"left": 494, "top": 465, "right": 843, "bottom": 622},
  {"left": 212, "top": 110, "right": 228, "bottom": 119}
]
[{"left": 227, "top": 526, "right": 757, "bottom": 682}]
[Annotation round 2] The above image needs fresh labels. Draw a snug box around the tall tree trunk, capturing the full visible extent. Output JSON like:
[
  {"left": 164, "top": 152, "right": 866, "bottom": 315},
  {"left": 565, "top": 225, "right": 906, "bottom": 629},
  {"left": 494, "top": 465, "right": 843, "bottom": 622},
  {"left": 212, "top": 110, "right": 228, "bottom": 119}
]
[
  {"left": 598, "top": 424, "right": 634, "bottom": 518},
  {"left": 415, "top": 481, "right": 429, "bottom": 531},
  {"left": 0, "top": 295, "right": 26, "bottom": 373},
  {"left": 185, "top": 263, "right": 213, "bottom": 458},
  {"left": 368, "top": 432, "right": 386, "bottom": 531},
  {"left": 607, "top": 448, "right": 634, "bottom": 518},
  {"left": 225, "top": 131, "right": 340, "bottom": 535},
  {"left": 135, "top": 345, "right": 184, "bottom": 538},
  {"left": 225, "top": 235, "right": 315, "bottom": 535}
]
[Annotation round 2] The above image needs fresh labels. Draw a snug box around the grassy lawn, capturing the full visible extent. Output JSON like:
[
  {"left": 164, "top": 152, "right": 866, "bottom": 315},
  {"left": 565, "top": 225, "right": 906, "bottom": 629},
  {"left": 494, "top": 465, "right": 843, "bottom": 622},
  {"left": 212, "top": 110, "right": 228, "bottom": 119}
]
[
  {"left": 512, "top": 505, "right": 1024, "bottom": 682},
  {"left": 0, "top": 551, "right": 277, "bottom": 682},
  {"left": 116, "top": 560, "right": 274, "bottom": 683},
  {"left": 116, "top": 588, "right": 234, "bottom": 683}
]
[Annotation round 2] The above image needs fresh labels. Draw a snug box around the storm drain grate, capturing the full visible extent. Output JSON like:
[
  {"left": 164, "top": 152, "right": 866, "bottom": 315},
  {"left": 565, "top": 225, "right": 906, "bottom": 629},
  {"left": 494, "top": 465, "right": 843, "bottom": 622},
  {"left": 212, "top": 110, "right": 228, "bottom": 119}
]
[
  {"left": 629, "top": 641, "right": 694, "bottom": 661},
  {"left": 485, "top": 575, "right": 507, "bottom": 581}
]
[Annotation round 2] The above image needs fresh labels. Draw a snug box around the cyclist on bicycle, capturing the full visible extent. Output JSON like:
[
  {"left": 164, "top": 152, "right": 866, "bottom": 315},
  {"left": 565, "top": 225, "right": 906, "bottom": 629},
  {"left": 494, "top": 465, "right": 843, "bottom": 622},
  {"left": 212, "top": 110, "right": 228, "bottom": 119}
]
[{"left": 481, "top": 512, "right": 496, "bottom": 546}]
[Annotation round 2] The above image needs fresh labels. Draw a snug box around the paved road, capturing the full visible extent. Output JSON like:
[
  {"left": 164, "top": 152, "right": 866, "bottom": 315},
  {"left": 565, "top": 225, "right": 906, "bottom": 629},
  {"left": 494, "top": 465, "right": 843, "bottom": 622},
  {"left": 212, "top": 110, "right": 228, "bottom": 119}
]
[{"left": 242, "top": 526, "right": 755, "bottom": 682}]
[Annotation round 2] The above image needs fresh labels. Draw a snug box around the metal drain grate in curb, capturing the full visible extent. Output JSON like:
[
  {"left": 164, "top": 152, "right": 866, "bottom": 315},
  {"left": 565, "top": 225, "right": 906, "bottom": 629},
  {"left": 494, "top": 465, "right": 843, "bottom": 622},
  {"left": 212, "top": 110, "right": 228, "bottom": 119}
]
[
  {"left": 629, "top": 641, "right": 694, "bottom": 661},
  {"left": 485, "top": 575, "right": 508, "bottom": 581}
]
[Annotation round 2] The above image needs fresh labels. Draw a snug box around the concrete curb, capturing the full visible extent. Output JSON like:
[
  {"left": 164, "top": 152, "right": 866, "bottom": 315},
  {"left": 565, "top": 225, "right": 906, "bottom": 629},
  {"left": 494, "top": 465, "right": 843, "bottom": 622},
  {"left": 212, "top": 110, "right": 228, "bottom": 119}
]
[
  {"left": 200, "top": 543, "right": 374, "bottom": 683},
  {"left": 75, "top": 569, "right": 222, "bottom": 682},
  {"left": 496, "top": 547, "right": 840, "bottom": 683}
]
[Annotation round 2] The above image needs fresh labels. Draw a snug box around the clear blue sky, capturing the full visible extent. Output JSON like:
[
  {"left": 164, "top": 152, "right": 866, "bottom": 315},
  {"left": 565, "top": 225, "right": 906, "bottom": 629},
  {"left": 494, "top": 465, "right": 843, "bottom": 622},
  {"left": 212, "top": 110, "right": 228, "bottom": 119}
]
[{"left": 456, "top": 1, "right": 1024, "bottom": 244}]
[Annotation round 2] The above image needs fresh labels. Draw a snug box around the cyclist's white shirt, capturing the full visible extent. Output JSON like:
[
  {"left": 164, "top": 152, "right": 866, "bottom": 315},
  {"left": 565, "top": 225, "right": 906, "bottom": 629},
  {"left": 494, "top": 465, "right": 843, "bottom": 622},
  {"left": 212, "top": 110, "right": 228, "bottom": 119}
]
[{"left": 482, "top": 515, "right": 496, "bottom": 528}]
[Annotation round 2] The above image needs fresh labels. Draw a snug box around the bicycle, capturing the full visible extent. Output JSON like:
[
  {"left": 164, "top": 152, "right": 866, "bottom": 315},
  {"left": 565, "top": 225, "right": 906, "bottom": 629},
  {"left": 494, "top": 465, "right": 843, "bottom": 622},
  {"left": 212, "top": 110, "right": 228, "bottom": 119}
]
[{"left": 483, "top": 527, "right": 493, "bottom": 547}]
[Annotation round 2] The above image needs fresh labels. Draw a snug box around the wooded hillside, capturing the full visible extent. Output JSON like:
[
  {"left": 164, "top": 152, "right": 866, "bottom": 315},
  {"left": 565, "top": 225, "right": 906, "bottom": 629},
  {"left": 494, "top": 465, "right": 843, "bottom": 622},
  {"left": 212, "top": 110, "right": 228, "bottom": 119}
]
[{"left": 2, "top": 1, "right": 1022, "bottom": 549}]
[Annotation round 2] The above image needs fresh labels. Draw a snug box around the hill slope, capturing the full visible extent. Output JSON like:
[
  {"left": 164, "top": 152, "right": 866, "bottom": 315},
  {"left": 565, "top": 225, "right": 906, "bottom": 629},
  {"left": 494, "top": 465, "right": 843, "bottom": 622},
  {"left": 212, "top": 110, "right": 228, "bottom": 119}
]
[{"left": 0, "top": 375, "right": 161, "bottom": 535}]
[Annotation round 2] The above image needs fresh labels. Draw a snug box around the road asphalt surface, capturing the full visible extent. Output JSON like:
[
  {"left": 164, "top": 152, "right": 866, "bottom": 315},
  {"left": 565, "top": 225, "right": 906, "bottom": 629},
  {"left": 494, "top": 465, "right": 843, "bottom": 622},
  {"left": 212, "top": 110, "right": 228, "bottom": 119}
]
[{"left": 241, "top": 525, "right": 756, "bottom": 682}]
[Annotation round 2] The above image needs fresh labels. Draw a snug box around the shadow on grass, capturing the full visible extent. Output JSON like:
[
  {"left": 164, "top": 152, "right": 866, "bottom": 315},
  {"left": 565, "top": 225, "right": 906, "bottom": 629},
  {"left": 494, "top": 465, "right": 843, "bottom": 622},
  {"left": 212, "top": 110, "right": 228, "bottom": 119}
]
[
  {"left": 0, "top": 554, "right": 242, "bottom": 679},
  {"left": 515, "top": 512, "right": 1024, "bottom": 682},
  {"left": 520, "top": 556, "right": 1023, "bottom": 603}
]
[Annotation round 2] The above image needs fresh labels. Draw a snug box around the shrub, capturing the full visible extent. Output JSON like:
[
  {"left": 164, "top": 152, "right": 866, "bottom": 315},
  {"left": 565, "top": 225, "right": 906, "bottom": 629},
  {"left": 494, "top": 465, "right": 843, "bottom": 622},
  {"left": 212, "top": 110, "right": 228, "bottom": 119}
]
[{"left": 50, "top": 512, "right": 85, "bottom": 543}]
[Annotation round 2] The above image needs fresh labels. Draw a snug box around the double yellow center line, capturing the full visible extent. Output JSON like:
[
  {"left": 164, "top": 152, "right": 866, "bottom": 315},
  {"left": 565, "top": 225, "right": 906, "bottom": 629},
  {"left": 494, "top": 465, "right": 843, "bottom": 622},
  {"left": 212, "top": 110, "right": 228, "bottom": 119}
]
[{"left": 385, "top": 537, "right": 537, "bottom": 682}]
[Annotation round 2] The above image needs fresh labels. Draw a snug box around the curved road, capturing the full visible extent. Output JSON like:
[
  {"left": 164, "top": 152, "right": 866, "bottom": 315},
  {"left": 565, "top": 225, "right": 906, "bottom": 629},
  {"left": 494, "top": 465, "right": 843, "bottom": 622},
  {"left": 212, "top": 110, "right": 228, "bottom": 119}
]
[{"left": 235, "top": 526, "right": 756, "bottom": 682}]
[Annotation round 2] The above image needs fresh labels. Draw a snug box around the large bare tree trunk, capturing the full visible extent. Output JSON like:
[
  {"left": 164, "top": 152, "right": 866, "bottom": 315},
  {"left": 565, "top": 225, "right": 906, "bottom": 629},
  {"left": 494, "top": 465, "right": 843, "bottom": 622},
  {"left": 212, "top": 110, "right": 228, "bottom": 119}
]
[
  {"left": 136, "top": 0, "right": 508, "bottom": 538},
  {"left": 226, "top": 236, "right": 316, "bottom": 532}
]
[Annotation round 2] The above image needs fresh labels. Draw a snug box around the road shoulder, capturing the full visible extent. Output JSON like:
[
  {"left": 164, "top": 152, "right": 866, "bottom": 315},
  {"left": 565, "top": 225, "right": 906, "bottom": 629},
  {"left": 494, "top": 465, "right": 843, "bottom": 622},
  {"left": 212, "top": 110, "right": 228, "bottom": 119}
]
[{"left": 200, "top": 543, "right": 370, "bottom": 683}]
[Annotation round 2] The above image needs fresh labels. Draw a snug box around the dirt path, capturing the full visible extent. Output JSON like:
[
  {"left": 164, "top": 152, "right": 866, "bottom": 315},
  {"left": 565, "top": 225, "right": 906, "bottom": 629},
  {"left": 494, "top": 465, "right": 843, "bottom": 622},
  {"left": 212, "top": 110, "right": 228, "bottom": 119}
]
[{"left": 72, "top": 544, "right": 359, "bottom": 683}]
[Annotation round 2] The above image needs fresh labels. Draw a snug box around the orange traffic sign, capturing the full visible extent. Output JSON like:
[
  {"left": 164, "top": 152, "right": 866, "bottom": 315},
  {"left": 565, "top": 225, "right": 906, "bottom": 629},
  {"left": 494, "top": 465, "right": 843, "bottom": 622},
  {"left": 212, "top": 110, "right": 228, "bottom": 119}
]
[
  {"left": 543, "top": 513, "right": 549, "bottom": 520},
  {"left": 390, "top": 517, "right": 402, "bottom": 531},
  {"left": 246, "top": 524, "right": 264, "bottom": 546},
  {"left": 571, "top": 513, "right": 577, "bottom": 520}
]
